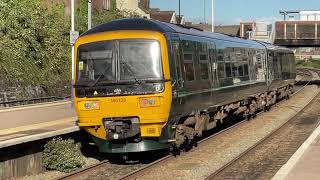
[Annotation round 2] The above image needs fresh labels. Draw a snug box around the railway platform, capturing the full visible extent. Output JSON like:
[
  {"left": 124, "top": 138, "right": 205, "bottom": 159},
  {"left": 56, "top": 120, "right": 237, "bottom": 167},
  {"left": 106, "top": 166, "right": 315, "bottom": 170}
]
[
  {"left": 273, "top": 123, "right": 320, "bottom": 180},
  {"left": 0, "top": 101, "right": 78, "bottom": 148}
]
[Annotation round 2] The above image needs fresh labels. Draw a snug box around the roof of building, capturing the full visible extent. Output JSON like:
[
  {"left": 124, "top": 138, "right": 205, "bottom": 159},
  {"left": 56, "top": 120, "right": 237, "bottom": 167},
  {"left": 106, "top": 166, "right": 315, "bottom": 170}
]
[
  {"left": 215, "top": 25, "right": 240, "bottom": 36},
  {"left": 150, "top": 11, "right": 175, "bottom": 23},
  {"left": 189, "top": 24, "right": 240, "bottom": 36},
  {"left": 80, "top": 18, "right": 262, "bottom": 46}
]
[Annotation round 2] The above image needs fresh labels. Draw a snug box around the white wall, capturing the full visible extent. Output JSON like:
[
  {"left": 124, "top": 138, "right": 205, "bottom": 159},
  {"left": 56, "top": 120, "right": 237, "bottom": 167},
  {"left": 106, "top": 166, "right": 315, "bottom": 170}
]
[
  {"left": 299, "top": 11, "right": 320, "bottom": 21},
  {"left": 116, "top": 0, "right": 150, "bottom": 18}
]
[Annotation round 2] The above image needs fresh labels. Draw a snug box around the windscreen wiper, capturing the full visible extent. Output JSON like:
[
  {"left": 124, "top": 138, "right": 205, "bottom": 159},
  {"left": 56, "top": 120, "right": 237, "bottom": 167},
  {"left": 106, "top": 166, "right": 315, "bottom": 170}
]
[
  {"left": 90, "top": 65, "right": 112, "bottom": 87},
  {"left": 121, "top": 60, "right": 142, "bottom": 85}
]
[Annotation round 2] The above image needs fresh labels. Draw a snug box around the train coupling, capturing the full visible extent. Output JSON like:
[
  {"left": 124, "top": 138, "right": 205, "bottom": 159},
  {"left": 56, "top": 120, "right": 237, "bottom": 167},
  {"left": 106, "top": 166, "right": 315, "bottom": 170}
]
[{"left": 103, "top": 117, "right": 140, "bottom": 140}]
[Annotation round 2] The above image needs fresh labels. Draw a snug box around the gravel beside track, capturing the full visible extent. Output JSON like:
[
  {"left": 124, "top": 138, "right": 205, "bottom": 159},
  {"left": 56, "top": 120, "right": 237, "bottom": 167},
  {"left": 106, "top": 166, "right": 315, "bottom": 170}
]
[
  {"left": 118, "top": 85, "right": 319, "bottom": 180},
  {"left": 208, "top": 91, "right": 320, "bottom": 180}
]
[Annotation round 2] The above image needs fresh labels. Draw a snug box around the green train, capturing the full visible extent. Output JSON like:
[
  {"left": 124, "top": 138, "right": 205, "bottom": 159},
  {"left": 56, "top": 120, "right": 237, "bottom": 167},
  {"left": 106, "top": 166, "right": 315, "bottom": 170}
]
[{"left": 73, "top": 18, "right": 296, "bottom": 153}]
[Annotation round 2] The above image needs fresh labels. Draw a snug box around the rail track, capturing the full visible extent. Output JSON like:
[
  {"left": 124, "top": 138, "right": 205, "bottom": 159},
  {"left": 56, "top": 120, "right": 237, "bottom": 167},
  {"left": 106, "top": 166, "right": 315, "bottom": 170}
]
[
  {"left": 206, "top": 93, "right": 320, "bottom": 180},
  {"left": 206, "top": 78, "right": 320, "bottom": 180},
  {"left": 56, "top": 69, "right": 320, "bottom": 180}
]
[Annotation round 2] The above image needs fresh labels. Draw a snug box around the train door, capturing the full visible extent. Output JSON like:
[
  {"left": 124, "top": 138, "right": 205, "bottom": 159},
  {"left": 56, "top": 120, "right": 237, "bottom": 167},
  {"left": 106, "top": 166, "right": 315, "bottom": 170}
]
[
  {"left": 266, "top": 50, "right": 274, "bottom": 86},
  {"left": 208, "top": 42, "right": 219, "bottom": 88}
]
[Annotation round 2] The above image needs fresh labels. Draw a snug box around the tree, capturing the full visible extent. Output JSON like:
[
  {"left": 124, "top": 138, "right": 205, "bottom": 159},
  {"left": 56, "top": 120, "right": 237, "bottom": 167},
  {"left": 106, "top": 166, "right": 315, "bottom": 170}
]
[
  {"left": 0, "top": 0, "right": 70, "bottom": 96},
  {"left": 0, "top": 0, "right": 142, "bottom": 98}
]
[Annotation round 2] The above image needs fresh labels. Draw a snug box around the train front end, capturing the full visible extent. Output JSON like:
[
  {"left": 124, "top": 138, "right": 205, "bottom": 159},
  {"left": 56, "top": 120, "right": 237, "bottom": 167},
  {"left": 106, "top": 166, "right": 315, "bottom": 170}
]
[{"left": 73, "top": 31, "right": 173, "bottom": 153}]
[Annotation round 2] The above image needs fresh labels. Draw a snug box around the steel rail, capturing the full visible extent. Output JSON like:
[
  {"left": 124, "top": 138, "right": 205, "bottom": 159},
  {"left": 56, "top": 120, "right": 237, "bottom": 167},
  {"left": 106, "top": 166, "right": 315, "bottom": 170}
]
[{"left": 56, "top": 159, "right": 109, "bottom": 180}]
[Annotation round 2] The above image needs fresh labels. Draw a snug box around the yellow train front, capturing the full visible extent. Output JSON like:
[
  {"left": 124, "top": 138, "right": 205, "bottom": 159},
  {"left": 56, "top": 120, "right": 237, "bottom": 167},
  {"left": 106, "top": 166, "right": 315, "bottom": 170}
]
[{"left": 73, "top": 19, "right": 174, "bottom": 153}]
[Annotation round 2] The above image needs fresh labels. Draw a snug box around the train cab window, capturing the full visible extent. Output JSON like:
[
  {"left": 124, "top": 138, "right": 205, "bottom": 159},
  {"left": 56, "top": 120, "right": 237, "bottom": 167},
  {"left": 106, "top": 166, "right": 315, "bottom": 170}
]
[
  {"left": 199, "top": 54, "right": 209, "bottom": 80},
  {"left": 225, "top": 63, "right": 232, "bottom": 78},
  {"left": 183, "top": 53, "right": 195, "bottom": 81}
]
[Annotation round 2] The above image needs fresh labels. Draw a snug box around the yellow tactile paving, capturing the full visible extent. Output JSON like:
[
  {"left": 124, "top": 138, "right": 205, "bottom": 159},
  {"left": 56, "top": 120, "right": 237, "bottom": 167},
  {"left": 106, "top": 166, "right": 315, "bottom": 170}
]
[{"left": 0, "top": 117, "right": 77, "bottom": 136}]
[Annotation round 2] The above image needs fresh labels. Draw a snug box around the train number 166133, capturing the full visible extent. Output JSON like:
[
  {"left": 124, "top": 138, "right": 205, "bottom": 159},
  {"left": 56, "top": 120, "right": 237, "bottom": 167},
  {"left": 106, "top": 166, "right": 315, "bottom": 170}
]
[{"left": 111, "top": 98, "right": 126, "bottom": 103}]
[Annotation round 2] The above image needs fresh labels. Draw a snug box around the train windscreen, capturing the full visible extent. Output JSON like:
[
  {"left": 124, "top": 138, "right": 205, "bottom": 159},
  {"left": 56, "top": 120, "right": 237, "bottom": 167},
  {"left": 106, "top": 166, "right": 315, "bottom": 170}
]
[
  {"left": 77, "top": 41, "right": 115, "bottom": 84},
  {"left": 76, "top": 40, "right": 162, "bottom": 87},
  {"left": 119, "top": 40, "right": 162, "bottom": 81}
]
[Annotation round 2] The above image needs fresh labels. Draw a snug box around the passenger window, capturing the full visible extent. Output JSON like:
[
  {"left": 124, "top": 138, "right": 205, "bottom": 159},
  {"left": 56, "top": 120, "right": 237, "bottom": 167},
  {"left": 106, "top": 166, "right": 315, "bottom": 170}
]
[
  {"left": 232, "top": 65, "right": 239, "bottom": 77},
  {"left": 238, "top": 65, "right": 244, "bottom": 76},
  {"left": 218, "top": 63, "right": 225, "bottom": 78},
  {"left": 183, "top": 53, "right": 195, "bottom": 81},
  {"left": 225, "top": 63, "right": 232, "bottom": 78},
  {"left": 184, "top": 63, "right": 195, "bottom": 81},
  {"left": 217, "top": 49, "right": 224, "bottom": 62},
  {"left": 184, "top": 54, "right": 192, "bottom": 60},
  {"left": 199, "top": 54, "right": 209, "bottom": 80}
]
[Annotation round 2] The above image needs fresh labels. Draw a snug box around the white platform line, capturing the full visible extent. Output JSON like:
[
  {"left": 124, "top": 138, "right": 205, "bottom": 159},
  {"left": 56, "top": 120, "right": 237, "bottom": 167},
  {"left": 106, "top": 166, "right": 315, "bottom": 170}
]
[{"left": 272, "top": 124, "right": 320, "bottom": 180}]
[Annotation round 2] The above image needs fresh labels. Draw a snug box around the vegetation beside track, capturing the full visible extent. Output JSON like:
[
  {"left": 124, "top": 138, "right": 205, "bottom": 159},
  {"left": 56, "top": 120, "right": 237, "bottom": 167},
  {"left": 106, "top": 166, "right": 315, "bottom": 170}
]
[
  {"left": 0, "top": 0, "right": 138, "bottom": 100},
  {"left": 43, "top": 137, "right": 86, "bottom": 173},
  {"left": 296, "top": 59, "right": 320, "bottom": 69}
]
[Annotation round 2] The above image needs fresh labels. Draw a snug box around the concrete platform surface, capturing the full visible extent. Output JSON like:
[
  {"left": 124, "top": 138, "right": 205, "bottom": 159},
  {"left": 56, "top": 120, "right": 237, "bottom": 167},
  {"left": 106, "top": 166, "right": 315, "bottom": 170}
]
[
  {"left": 0, "top": 101, "right": 76, "bottom": 130},
  {"left": 273, "top": 124, "right": 320, "bottom": 180}
]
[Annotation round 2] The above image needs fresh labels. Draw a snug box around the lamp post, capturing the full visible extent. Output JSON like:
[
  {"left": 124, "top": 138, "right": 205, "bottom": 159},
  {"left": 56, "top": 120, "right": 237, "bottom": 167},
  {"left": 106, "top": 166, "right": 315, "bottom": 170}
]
[
  {"left": 70, "top": 0, "right": 75, "bottom": 106},
  {"left": 212, "top": 0, "right": 214, "bottom": 32},
  {"left": 178, "top": 0, "right": 181, "bottom": 18},
  {"left": 204, "top": 0, "right": 206, "bottom": 23},
  {"left": 71, "top": 0, "right": 75, "bottom": 81},
  {"left": 88, "top": 0, "right": 92, "bottom": 29}
]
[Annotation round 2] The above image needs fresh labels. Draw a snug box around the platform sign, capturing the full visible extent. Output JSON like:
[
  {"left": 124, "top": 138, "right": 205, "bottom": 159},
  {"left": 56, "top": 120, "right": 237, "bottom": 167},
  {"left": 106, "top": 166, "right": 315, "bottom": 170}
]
[{"left": 70, "top": 31, "right": 79, "bottom": 45}]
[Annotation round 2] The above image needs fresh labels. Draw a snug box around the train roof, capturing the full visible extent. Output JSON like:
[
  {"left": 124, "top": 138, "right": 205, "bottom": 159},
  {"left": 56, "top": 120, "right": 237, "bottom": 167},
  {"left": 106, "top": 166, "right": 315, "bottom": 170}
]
[
  {"left": 81, "top": 18, "right": 262, "bottom": 46},
  {"left": 256, "top": 41, "right": 293, "bottom": 52}
]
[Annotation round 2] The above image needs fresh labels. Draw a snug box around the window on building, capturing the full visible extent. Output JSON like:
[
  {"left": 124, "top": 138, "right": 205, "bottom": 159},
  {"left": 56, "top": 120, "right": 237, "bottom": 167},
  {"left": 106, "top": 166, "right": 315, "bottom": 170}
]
[{"left": 103, "top": 0, "right": 111, "bottom": 10}]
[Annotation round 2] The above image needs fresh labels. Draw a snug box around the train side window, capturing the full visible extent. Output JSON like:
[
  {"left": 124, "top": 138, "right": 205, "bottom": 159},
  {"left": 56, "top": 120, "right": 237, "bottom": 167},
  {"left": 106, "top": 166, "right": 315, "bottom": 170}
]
[
  {"left": 244, "top": 64, "right": 249, "bottom": 76},
  {"left": 199, "top": 53, "right": 209, "bottom": 80},
  {"left": 232, "top": 64, "right": 238, "bottom": 77},
  {"left": 217, "top": 62, "right": 225, "bottom": 78},
  {"left": 183, "top": 53, "right": 195, "bottom": 81},
  {"left": 238, "top": 65, "right": 244, "bottom": 77},
  {"left": 225, "top": 63, "right": 232, "bottom": 78}
]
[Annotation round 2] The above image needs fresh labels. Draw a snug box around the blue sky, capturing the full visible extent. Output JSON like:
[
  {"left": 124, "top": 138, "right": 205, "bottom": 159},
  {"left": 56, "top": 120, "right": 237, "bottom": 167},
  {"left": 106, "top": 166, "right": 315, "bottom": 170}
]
[{"left": 150, "top": 0, "right": 320, "bottom": 25}]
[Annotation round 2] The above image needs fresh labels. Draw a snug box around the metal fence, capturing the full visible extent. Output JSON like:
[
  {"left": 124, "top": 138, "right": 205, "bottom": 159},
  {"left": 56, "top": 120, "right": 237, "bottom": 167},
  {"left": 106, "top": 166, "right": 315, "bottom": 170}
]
[{"left": 0, "top": 96, "right": 71, "bottom": 108}]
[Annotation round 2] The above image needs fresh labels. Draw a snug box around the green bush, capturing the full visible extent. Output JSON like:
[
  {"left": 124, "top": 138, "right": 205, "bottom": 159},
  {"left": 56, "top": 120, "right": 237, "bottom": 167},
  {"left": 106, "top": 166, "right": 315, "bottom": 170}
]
[
  {"left": 296, "top": 59, "right": 320, "bottom": 69},
  {"left": 43, "top": 137, "right": 85, "bottom": 173}
]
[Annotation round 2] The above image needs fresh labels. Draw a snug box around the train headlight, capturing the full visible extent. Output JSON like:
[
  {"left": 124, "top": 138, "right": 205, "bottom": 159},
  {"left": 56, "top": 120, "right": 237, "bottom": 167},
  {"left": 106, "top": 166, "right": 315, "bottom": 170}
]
[
  {"left": 79, "top": 101, "right": 100, "bottom": 110},
  {"left": 139, "top": 97, "right": 160, "bottom": 108}
]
